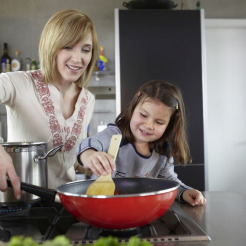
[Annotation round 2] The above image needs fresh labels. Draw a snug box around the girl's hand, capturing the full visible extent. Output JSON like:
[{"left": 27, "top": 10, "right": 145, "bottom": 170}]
[
  {"left": 80, "top": 148, "right": 116, "bottom": 177},
  {"left": 182, "top": 189, "right": 206, "bottom": 206},
  {"left": 0, "top": 145, "right": 21, "bottom": 199}
]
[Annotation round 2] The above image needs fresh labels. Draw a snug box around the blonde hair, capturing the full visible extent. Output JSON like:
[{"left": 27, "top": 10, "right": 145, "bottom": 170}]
[{"left": 39, "top": 9, "right": 98, "bottom": 88}]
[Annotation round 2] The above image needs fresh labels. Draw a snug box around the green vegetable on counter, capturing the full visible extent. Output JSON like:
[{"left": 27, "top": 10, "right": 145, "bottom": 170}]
[
  {"left": 5, "top": 236, "right": 72, "bottom": 246},
  {"left": 87, "top": 236, "right": 152, "bottom": 246},
  {"left": 5, "top": 236, "right": 40, "bottom": 246},
  {"left": 4, "top": 235, "right": 153, "bottom": 246}
]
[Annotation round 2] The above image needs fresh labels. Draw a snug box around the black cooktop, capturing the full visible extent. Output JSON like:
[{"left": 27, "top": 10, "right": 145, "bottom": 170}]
[{"left": 0, "top": 200, "right": 210, "bottom": 244}]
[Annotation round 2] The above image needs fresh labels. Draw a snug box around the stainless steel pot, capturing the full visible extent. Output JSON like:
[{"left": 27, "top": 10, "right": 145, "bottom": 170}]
[{"left": 0, "top": 142, "right": 62, "bottom": 204}]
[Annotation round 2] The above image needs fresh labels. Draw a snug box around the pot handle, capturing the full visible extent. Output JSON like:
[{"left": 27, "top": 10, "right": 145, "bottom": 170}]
[
  {"left": 7, "top": 179, "right": 60, "bottom": 203},
  {"left": 34, "top": 145, "right": 63, "bottom": 163}
]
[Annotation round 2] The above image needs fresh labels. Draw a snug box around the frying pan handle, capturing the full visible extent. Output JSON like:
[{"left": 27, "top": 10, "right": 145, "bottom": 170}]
[{"left": 7, "top": 179, "right": 59, "bottom": 202}]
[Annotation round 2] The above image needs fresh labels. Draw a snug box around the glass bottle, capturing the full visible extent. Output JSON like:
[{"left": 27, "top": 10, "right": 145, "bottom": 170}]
[
  {"left": 11, "top": 50, "right": 22, "bottom": 71},
  {"left": 31, "top": 59, "right": 37, "bottom": 70},
  {"left": 26, "top": 58, "right": 31, "bottom": 71},
  {"left": 1, "top": 43, "right": 11, "bottom": 73},
  {"left": 6, "top": 58, "right": 11, "bottom": 72}
]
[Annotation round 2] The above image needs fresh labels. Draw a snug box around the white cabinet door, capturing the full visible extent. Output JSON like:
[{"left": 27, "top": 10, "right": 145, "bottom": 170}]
[{"left": 205, "top": 19, "right": 246, "bottom": 194}]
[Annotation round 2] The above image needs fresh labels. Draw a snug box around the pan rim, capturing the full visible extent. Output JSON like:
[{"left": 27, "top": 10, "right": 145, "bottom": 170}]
[{"left": 57, "top": 177, "right": 179, "bottom": 199}]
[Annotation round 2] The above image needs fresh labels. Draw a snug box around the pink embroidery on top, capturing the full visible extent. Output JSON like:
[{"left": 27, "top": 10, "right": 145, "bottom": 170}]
[{"left": 31, "top": 70, "right": 88, "bottom": 151}]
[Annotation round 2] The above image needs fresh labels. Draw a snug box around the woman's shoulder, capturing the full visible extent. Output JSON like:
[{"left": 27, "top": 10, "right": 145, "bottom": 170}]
[
  {"left": 1, "top": 70, "right": 31, "bottom": 80},
  {"left": 83, "top": 87, "right": 94, "bottom": 96},
  {"left": 0, "top": 71, "right": 36, "bottom": 90},
  {"left": 0, "top": 71, "right": 37, "bottom": 104},
  {"left": 81, "top": 87, "right": 95, "bottom": 102}
]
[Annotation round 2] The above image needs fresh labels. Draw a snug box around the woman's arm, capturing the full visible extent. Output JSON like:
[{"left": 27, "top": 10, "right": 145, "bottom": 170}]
[{"left": 0, "top": 145, "right": 21, "bottom": 199}]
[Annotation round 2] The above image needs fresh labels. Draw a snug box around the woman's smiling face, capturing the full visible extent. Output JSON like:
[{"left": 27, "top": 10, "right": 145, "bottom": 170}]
[
  {"left": 130, "top": 98, "right": 173, "bottom": 146},
  {"left": 56, "top": 33, "right": 93, "bottom": 85}
]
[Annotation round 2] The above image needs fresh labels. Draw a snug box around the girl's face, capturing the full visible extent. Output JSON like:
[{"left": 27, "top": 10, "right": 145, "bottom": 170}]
[
  {"left": 56, "top": 33, "right": 93, "bottom": 85},
  {"left": 130, "top": 98, "right": 173, "bottom": 146}
]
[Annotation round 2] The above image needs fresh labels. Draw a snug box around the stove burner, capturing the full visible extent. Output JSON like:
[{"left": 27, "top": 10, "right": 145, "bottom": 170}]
[
  {"left": 99, "top": 227, "right": 143, "bottom": 238},
  {"left": 0, "top": 202, "right": 36, "bottom": 215},
  {"left": 0, "top": 199, "right": 64, "bottom": 216},
  {"left": 82, "top": 210, "right": 189, "bottom": 240},
  {"left": 84, "top": 226, "right": 147, "bottom": 240}
]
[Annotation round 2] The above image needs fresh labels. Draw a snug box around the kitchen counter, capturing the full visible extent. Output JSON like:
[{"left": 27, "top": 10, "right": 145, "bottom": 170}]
[{"left": 171, "top": 191, "right": 246, "bottom": 246}]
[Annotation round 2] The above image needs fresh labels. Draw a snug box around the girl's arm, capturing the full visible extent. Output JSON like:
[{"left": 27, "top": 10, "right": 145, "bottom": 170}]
[
  {"left": 79, "top": 148, "right": 115, "bottom": 177},
  {"left": 158, "top": 157, "right": 206, "bottom": 206},
  {"left": 77, "top": 124, "right": 121, "bottom": 177},
  {"left": 182, "top": 189, "right": 207, "bottom": 206},
  {"left": 158, "top": 157, "right": 192, "bottom": 200}
]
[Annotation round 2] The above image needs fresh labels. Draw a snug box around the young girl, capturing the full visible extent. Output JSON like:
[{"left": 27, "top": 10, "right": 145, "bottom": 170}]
[
  {"left": 77, "top": 80, "right": 206, "bottom": 206},
  {"left": 0, "top": 9, "right": 98, "bottom": 199}
]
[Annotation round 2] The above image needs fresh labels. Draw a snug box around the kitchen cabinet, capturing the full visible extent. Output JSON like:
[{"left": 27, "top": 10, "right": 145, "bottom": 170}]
[
  {"left": 88, "top": 72, "right": 115, "bottom": 100},
  {"left": 115, "top": 9, "right": 206, "bottom": 190},
  {"left": 205, "top": 19, "right": 246, "bottom": 194}
]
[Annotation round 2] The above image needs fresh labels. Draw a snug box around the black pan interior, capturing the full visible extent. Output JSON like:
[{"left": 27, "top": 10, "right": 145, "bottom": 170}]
[{"left": 57, "top": 178, "right": 179, "bottom": 196}]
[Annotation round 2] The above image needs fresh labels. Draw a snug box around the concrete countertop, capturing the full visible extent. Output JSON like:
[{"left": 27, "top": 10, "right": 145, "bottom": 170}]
[{"left": 170, "top": 191, "right": 246, "bottom": 246}]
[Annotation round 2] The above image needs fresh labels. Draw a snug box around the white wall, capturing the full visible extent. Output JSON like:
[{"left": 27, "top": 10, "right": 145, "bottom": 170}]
[{"left": 205, "top": 19, "right": 246, "bottom": 194}]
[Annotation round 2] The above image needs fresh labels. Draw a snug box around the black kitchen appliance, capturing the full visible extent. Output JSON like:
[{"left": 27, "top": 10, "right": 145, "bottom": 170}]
[
  {"left": 0, "top": 199, "right": 210, "bottom": 244},
  {"left": 115, "top": 9, "right": 206, "bottom": 191}
]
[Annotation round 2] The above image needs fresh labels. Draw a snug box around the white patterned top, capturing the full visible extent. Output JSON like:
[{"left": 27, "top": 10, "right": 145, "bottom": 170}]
[{"left": 0, "top": 70, "right": 95, "bottom": 189}]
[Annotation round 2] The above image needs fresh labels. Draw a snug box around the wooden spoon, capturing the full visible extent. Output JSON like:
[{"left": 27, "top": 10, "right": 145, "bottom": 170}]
[{"left": 85, "top": 134, "right": 122, "bottom": 196}]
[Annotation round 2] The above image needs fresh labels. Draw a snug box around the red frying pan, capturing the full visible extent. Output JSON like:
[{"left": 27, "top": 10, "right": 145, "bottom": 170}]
[{"left": 8, "top": 177, "right": 179, "bottom": 229}]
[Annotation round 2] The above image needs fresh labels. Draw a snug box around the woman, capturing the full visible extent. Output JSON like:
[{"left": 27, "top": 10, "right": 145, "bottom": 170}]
[{"left": 0, "top": 9, "right": 98, "bottom": 199}]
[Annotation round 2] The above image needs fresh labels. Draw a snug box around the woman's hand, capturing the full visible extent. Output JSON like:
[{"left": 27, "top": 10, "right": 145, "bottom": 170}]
[
  {"left": 0, "top": 145, "right": 21, "bottom": 199},
  {"left": 182, "top": 189, "right": 206, "bottom": 206},
  {"left": 80, "top": 148, "right": 116, "bottom": 177}
]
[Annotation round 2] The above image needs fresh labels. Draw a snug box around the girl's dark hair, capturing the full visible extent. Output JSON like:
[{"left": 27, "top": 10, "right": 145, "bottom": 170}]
[{"left": 115, "top": 80, "right": 191, "bottom": 164}]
